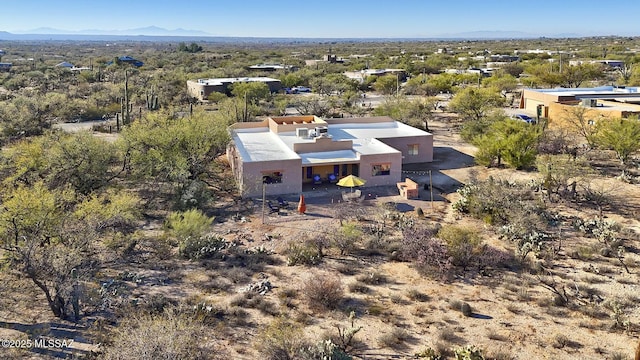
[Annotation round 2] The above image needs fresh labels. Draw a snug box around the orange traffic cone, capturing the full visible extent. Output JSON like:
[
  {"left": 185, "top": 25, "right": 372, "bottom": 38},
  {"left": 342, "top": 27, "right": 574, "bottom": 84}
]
[{"left": 297, "top": 194, "right": 306, "bottom": 214}]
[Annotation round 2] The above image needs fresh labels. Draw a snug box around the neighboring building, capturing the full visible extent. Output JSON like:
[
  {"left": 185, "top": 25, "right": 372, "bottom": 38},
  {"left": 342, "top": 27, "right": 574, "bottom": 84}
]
[
  {"left": 248, "top": 64, "right": 294, "bottom": 71},
  {"left": 488, "top": 54, "right": 520, "bottom": 62},
  {"left": 305, "top": 54, "right": 346, "bottom": 67},
  {"left": 344, "top": 69, "right": 406, "bottom": 83},
  {"left": 56, "top": 61, "right": 74, "bottom": 68},
  {"left": 444, "top": 68, "right": 492, "bottom": 77},
  {"left": 0, "top": 63, "right": 12, "bottom": 71},
  {"left": 520, "top": 86, "right": 640, "bottom": 127},
  {"left": 568, "top": 59, "right": 625, "bottom": 69},
  {"left": 187, "top": 77, "right": 282, "bottom": 101},
  {"left": 227, "top": 115, "right": 433, "bottom": 197},
  {"left": 107, "top": 56, "right": 144, "bottom": 67},
  {"left": 55, "top": 61, "right": 90, "bottom": 72}
]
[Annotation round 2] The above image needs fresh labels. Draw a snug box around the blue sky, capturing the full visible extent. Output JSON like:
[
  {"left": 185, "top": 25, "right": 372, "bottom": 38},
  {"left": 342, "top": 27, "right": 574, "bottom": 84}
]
[{"left": 2, "top": 0, "right": 639, "bottom": 38}]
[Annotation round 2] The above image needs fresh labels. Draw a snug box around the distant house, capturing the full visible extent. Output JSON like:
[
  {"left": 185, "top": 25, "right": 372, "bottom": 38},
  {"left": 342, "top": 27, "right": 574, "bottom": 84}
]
[
  {"left": 248, "top": 64, "right": 294, "bottom": 71},
  {"left": 107, "top": 56, "right": 144, "bottom": 67},
  {"left": 187, "top": 77, "right": 282, "bottom": 101},
  {"left": 56, "top": 61, "right": 74, "bottom": 68},
  {"left": 343, "top": 69, "right": 406, "bottom": 83},
  {"left": 520, "top": 86, "right": 640, "bottom": 126},
  {"left": 0, "top": 63, "right": 12, "bottom": 72},
  {"left": 568, "top": 59, "right": 624, "bottom": 69}
]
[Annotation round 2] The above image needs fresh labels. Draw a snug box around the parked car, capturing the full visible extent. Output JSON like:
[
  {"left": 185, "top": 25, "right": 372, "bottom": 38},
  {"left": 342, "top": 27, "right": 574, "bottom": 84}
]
[
  {"left": 292, "top": 86, "right": 311, "bottom": 93},
  {"left": 513, "top": 114, "right": 536, "bottom": 124}
]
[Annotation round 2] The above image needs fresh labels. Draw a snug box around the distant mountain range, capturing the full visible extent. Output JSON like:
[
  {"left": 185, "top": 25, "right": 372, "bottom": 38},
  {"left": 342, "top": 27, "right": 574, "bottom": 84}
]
[
  {"left": 434, "top": 30, "right": 582, "bottom": 39},
  {"left": 12, "top": 26, "right": 210, "bottom": 37},
  {"left": 0, "top": 27, "right": 606, "bottom": 42}
]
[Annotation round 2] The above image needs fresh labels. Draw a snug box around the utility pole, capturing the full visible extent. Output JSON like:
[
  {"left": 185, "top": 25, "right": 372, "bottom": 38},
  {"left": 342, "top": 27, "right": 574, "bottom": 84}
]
[
  {"left": 261, "top": 182, "right": 266, "bottom": 224},
  {"left": 429, "top": 170, "right": 434, "bottom": 212},
  {"left": 243, "top": 91, "right": 248, "bottom": 122}
]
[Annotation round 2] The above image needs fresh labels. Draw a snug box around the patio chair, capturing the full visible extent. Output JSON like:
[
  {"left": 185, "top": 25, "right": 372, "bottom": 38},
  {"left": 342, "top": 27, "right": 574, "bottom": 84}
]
[
  {"left": 312, "top": 174, "right": 322, "bottom": 185},
  {"left": 328, "top": 173, "right": 338, "bottom": 183},
  {"left": 276, "top": 196, "right": 289, "bottom": 209},
  {"left": 266, "top": 201, "right": 280, "bottom": 214}
]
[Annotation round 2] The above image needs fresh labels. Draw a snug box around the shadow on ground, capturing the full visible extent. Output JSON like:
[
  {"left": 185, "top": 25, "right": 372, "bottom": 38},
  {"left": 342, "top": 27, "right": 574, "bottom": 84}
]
[{"left": 0, "top": 320, "right": 96, "bottom": 358}]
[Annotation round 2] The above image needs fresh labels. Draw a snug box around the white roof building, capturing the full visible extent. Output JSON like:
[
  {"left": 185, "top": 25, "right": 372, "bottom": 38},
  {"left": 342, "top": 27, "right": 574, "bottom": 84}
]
[{"left": 227, "top": 115, "right": 433, "bottom": 197}]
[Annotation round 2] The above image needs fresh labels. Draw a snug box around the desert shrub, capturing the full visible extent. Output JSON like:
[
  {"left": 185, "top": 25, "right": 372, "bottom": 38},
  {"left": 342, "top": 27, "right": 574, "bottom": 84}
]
[
  {"left": 328, "top": 311, "right": 363, "bottom": 356},
  {"left": 609, "top": 352, "right": 628, "bottom": 360},
  {"left": 448, "top": 299, "right": 463, "bottom": 311},
  {"left": 399, "top": 226, "right": 453, "bottom": 280},
  {"left": 499, "top": 225, "right": 552, "bottom": 261},
  {"left": 302, "top": 272, "right": 344, "bottom": 311},
  {"left": 229, "top": 292, "right": 278, "bottom": 315},
  {"left": 355, "top": 272, "right": 387, "bottom": 285},
  {"left": 453, "top": 345, "right": 485, "bottom": 360},
  {"left": 415, "top": 347, "right": 444, "bottom": 359},
  {"left": 377, "top": 327, "right": 410, "bottom": 348},
  {"left": 333, "top": 222, "right": 362, "bottom": 255},
  {"left": 437, "top": 225, "right": 482, "bottom": 270},
  {"left": 301, "top": 339, "right": 353, "bottom": 360},
  {"left": 256, "top": 317, "right": 308, "bottom": 360},
  {"left": 335, "top": 263, "right": 358, "bottom": 276},
  {"left": 100, "top": 311, "right": 212, "bottom": 360},
  {"left": 453, "top": 178, "right": 550, "bottom": 228},
  {"left": 286, "top": 242, "right": 322, "bottom": 266},
  {"left": 178, "top": 234, "right": 226, "bottom": 260},
  {"left": 460, "top": 302, "right": 473, "bottom": 317},
  {"left": 348, "top": 282, "right": 370, "bottom": 294},
  {"left": 552, "top": 333, "right": 570, "bottom": 349},
  {"left": 165, "top": 208, "right": 213, "bottom": 242},
  {"left": 438, "top": 327, "right": 457, "bottom": 342},
  {"left": 141, "top": 293, "right": 178, "bottom": 315},
  {"left": 390, "top": 294, "right": 405, "bottom": 305},
  {"left": 406, "top": 289, "right": 430, "bottom": 302}
]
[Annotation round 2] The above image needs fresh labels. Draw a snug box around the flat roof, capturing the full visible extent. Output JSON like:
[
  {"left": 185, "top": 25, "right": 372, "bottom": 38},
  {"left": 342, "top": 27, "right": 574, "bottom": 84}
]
[
  {"left": 300, "top": 150, "right": 359, "bottom": 165},
  {"left": 232, "top": 128, "right": 299, "bottom": 162},
  {"left": 196, "top": 77, "right": 281, "bottom": 86},
  {"left": 330, "top": 120, "right": 428, "bottom": 139},
  {"left": 232, "top": 118, "right": 424, "bottom": 163},
  {"left": 526, "top": 86, "right": 640, "bottom": 97}
]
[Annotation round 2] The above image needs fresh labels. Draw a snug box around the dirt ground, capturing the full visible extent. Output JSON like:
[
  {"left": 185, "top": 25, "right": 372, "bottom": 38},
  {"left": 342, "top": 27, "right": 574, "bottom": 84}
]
[
  {"left": 202, "top": 114, "right": 640, "bottom": 359},
  {"left": 2, "top": 114, "right": 640, "bottom": 359}
]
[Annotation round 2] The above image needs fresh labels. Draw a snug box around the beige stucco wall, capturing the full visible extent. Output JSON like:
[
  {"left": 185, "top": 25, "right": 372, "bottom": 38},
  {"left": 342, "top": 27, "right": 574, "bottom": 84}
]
[
  {"left": 239, "top": 159, "right": 302, "bottom": 198},
  {"left": 547, "top": 102, "right": 625, "bottom": 129},
  {"left": 357, "top": 152, "right": 403, "bottom": 188},
  {"left": 269, "top": 116, "right": 326, "bottom": 134},
  {"left": 378, "top": 134, "right": 433, "bottom": 163},
  {"left": 293, "top": 136, "right": 353, "bottom": 153},
  {"left": 187, "top": 80, "right": 224, "bottom": 101}
]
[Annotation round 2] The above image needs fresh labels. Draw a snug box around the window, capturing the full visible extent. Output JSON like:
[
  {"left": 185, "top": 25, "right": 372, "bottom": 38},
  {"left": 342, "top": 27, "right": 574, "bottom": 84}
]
[
  {"left": 372, "top": 163, "right": 391, "bottom": 176},
  {"left": 408, "top": 144, "right": 419, "bottom": 156},
  {"left": 262, "top": 171, "right": 283, "bottom": 184}
]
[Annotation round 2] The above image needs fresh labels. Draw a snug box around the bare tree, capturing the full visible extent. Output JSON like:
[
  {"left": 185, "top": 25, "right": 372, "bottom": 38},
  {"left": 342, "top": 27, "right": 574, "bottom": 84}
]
[{"left": 561, "top": 106, "right": 600, "bottom": 148}]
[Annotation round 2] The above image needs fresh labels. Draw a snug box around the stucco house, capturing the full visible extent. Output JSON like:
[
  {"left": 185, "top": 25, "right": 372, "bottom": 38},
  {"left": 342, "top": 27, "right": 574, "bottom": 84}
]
[
  {"left": 520, "top": 86, "right": 640, "bottom": 128},
  {"left": 227, "top": 115, "right": 433, "bottom": 198},
  {"left": 187, "top": 77, "right": 282, "bottom": 101}
]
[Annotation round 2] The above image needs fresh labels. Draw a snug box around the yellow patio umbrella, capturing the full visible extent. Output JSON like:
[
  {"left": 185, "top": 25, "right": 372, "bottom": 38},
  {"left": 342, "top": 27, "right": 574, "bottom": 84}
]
[{"left": 336, "top": 174, "right": 366, "bottom": 191}]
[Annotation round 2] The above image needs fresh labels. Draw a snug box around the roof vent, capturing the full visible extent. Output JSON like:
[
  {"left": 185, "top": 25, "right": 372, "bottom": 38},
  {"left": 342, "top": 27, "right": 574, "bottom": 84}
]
[
  {"left": 315, "top": 126, "right": 328, "bottom": 136},
  {"left": 296, "top": 128, "right": 309, "bottom": 138}
]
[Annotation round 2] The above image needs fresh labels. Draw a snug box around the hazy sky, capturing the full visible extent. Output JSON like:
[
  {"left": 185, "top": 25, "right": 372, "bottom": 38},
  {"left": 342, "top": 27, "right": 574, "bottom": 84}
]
[{"left": 2, "top": 0, "right": 639, "bottom": 38}]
